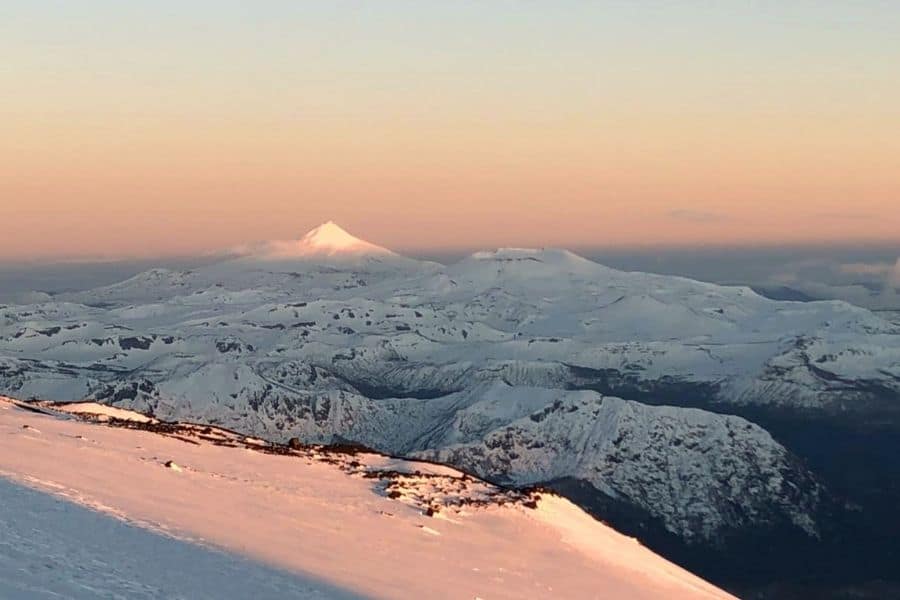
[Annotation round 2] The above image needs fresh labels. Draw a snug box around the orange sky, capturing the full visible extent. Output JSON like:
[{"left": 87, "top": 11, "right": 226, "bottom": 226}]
[{"left": 3, "top": 3, "right": 899, "bottom": 260}]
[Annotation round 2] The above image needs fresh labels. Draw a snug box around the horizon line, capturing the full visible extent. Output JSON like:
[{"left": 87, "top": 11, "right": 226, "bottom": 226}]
[{"left": 3, "top": 238, "right": 900, "bottom": 267}]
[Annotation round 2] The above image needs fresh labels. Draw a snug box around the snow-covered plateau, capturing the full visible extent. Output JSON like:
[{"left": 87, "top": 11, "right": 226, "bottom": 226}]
[
  {"left": 2, "top": 223, "right": 898, "bottom": 594},
  {"left": 0, "top": 396, "right": 732, "bottom": 599}
]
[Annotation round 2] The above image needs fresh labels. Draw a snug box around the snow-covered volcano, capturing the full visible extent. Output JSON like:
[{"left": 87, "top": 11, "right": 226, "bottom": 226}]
[
  {"left": 244, "top": 221, "right": 397, "bottom": 259},
  {"left": 260, "top": 221, "right": 396, "bottom": 258}
]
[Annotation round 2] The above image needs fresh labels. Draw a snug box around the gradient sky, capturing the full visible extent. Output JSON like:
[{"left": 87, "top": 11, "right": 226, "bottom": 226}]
[{"left": 3, "top": 1, "right": 899, "bottom": 260}]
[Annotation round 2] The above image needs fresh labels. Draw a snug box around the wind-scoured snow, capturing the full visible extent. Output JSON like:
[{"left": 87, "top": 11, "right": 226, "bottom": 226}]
[{"left": 0, "top": 396, "right": 732, "bottom": 599}]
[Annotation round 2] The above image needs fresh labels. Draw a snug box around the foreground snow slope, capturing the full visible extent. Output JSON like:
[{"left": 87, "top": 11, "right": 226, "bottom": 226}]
[
  {"left": 0, "top": 397, "right": 732, "bottom": 600},
  {"left": 0, "top": 479, "right": 358, "bottom": 600}
]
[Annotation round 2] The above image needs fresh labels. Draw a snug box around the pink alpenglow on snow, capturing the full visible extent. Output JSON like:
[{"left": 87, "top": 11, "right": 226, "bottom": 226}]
[
  {"left": 0, "top": 396, "right": 733, "bottom": 599},
  {"left": 239, "top": 222, "right": 397, "bottom": 260}
]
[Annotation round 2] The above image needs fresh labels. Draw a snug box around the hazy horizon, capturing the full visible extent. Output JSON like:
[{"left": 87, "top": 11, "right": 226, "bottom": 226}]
[{"left": 3, "top": 237, "right": 898, "bottom": 311}]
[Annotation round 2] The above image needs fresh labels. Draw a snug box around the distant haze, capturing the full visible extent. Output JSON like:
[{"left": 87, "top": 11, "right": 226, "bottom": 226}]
[
  {"left": 3, "top": 241, "right": 899, "bottom": 311},
  {"left": 4, "top": 3, "right": 900, "bottom": 260}
]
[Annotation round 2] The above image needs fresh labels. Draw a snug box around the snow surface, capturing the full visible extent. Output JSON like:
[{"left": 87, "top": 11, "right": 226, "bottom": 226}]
[
  {"left": 0, "top": 396, "right": 732, "bottom": 599},
  {"left": 0, "top": 479, "right": 358, "bottom": 599}
]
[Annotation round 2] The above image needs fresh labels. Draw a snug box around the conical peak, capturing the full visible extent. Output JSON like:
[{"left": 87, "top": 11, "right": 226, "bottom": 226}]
[
  {"left": 300, "top": 221, "right": 366, "bottom": 250},
  {"left": 238, "top": 221, "right": 390, "bottom": 259},
  {"left": 296, "top": 221, "right": 392, "bottom": 255},
  {"left": 225, "top": 221, "right": 401, "bottom": 262}
]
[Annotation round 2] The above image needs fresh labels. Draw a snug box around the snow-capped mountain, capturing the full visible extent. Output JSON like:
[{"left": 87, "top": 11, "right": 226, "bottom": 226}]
[
  {"left": 1, "top": 222, "right": 898, "bottom": 592},
  {"left": 225, "top": 220, "right": 417, "bottom": 267},
  {"left": 248, "top": 220, "right": 398, "bottom": 258}
]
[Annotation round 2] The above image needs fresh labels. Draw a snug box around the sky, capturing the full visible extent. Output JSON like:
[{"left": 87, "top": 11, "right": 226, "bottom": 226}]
[{"left": 3, "top": 1, "right": 899, "bottom": 260}]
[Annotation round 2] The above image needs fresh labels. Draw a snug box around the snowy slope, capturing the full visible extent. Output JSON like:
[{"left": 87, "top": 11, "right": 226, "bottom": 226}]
[
  {"left": 0, "top": 396, "right": 732, "bottom": 600},
  {"left": 0, "top": 479, "right": 357, "bottom": 599}
]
